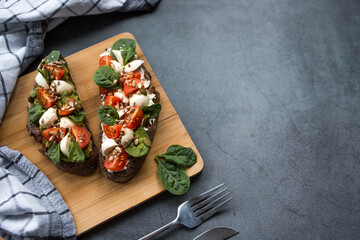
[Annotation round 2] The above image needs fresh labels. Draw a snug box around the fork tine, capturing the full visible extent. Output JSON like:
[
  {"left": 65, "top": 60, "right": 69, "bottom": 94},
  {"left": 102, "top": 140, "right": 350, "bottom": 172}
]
[
  {"left": 197, "top": 196, "right": 233, "bottom": 222},
  {"left": 188, "top": 183, "right": 225, "bottom": 206},
  {"left": 191, "top": 187, "right": 228, "bottom": 211},
  {"left": 194, "top": 191, "right": 231, "bottom": 216}
]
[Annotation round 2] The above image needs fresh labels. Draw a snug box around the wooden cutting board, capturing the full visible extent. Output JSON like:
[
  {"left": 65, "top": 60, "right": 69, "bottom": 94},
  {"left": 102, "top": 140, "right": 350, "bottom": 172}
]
[{"left": 0, "top": 33, "right": 204, "bottom": 235}]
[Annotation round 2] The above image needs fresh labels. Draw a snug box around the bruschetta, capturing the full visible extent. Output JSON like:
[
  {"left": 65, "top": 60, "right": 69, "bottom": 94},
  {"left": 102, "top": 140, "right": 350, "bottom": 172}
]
[
  {"left": 93, "top": 38, "right": 161, "bottom": 182},
  {"left": 26, "top": 51, "right": 98, "bottom": 176}
]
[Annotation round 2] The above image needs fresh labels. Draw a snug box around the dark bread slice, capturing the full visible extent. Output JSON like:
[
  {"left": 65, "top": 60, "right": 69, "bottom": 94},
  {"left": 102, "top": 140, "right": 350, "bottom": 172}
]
[
  {"left": 99, "top": 66, "right": 160, "bottom": 182},
  {"left": 26, "top": 56, "right": 98, "bottom": 176}
]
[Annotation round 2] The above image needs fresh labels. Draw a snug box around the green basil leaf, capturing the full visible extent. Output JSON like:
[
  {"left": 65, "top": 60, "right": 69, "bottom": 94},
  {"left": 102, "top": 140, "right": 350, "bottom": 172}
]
[
  {"left": 157, "top": 145, "right": 197, "bottom": 167},
  {"left": 28, "top": 104, "right": 46, "bottom": 124},
  {"left": 97, "top": 105, "right": 119, "bottom": 125},
  {"left": 45, "top": 50, "right": 60, "bottom": 63},
  {"left": 69, "top": 111, "right": 86, "bottom": 123},
  {"left": 93, "top": 66, "right": 120, "bottom": 90},
  {"left": 68, "top": 141, "right": 85, "bottom": 163},
  {"left": 156, "top": 158, "right": 190, "bottom": 195},
  {"left": 141, "top": 103, "right": 161, "bottom": 118},
  {"left": 110, "top": 38, "right": 136, "bottom": 65},
  {"left": 48, "top": 142, "right": 60, "bottom": 165}
]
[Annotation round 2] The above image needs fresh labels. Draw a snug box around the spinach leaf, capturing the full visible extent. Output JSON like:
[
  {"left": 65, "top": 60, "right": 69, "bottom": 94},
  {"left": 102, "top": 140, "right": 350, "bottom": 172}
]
[
  {"left": 110, "top": 38, "right": 137, "bottom": 65},
  {"left": 28, "top": 104, "right": 46, "bottom": 124},
  {"left": 48, "top": 142, "right": 60, "bottom": 165},
  {"left": 157, "top": 145, "right": 197, "bottom": 167},
  {"left": 125, "top": 127, "right": 151, "bottom": 157},
  {"left": 60, "top": 91, "right": 67, "bottom": 104},
  {"left": 142, "top": 103, "right": 161, "bottom": 119},
  {"left": 68, "top": 141, "right": 85, "bottom": 163},
  {"left": 45, "top": 50, "right": 60, "bottom": 63},
  {"left": 156, "top": 158, "right": 190, "bottom": 195},
  {"left": 69, "top": 111, "right": 86, "bottom": 123},
  {"left": 97, "top": 105, "right": 119, "bottom": 125},
  {"left": 93, "top": 66, "right": 120, "bottom": 90}
]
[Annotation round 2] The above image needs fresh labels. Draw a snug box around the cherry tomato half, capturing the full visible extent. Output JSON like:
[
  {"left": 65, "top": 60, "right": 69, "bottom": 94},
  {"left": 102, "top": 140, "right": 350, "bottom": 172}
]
[
  {"left": 104, "top": 95, "right": 122, "bottom": 108},
  {"left": 42, "top": 128, "right": 66, "bottom": 142},
  {"left": 71, "top": 126, "right": 90, "bottom": 149},
  {"left": 99, "top": 55, "right": 114, "bottom": 67},
  {"left": 124, "top": 77, "right": 141, "bottom": 97},
  {"left": 44, "top": 64, "right": 65, "bottom": 80},
  {"left": 125, "top": 106, "right": 143, "bottom": 130},
  {"left": 38, "top": 88, "right": 57, "bottom": 108},
  {"left": 59, "top": 97, "right": 77, "bottom": 116},
  {"left": 104, "top": 149, "right": 127, "bottom": 171},
  {"left": 103, "top": 124, "right": 123, "bottom": 139},
  {"left": 99, "top": 87, "right": 115, "bottom": 95}
]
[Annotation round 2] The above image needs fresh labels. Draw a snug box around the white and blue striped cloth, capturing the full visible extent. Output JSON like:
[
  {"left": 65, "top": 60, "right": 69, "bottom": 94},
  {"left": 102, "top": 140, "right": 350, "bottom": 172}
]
[{"left": 0, "top": 0, "right": 159, "bottom": 239}]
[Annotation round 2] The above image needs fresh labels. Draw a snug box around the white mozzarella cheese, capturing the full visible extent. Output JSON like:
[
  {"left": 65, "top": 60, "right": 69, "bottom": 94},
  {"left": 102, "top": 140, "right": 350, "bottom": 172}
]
[
  {"left": 121, "top": 128, "right": 134, "bottom": 148},
  {"left": 129, "top": 94, "right": 149, "bottom": 108},
  {"left": 124, "top": 60, "right": 144, "bottom": 73},
  {"left": 101, "top": 138, "right": 118, "bottom": 156},
  {"left": 35, "top": 72, "right": 49, "bottom": 89},
  {"left": 60, "top": 133, "right": 72, "bottom": 156},
  {"left": 111, "top": 50, "right": 124, "bottom": 65},
  {"left": 110, "top": 60, "right": 123, "bottom": 75},
  {"left": 39, "top": 107, "right": 58, "bottom": 128},
  {"left": 114, "top": 91, "right": 129, "bottom": 104},
  {"left": 51, "top": 80, "right": 73, "bottom": 94},
  {"left": 59, "top": 117, "right": 77, "bottom": 129}
]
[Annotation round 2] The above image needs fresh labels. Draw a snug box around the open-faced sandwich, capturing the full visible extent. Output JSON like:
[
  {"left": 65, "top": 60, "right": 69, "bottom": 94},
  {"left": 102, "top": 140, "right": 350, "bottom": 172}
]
[
  {"left": 93, "top": 38, "right": 161, "bottom": 182},
  {"left": 26, "top": 51, "right": 97, "bottom": 176}
]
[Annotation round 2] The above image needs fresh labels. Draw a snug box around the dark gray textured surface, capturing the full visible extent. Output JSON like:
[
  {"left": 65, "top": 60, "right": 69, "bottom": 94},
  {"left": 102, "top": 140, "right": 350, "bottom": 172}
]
[{"left": 23, "top": 0, "right": 360, "bottom": 239}]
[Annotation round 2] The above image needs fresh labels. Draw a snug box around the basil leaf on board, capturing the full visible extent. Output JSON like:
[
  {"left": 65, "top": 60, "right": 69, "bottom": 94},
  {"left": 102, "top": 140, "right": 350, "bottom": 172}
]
[
  {"left": 28, "top": 104, "right": 46, "bottom": 124},
  {"left": 110, "top": 38, "right": 136, "bottom": 65},
  {"left": 68, "top": 141, "right": 85, "bottom": 163},
  {"left": 125, "top": 127, "right": 151, "bottom": 157},
  {"left": 93, "top": 66, "right": 120, "bottom": 90},
  {"left": 156, "top": 158, "right": 190, "bottom": 195},
  {"left": 69, "top": 111, "right": 86, "bottom": 123},
  {"left": 97, "top": 105, "right": 119, "bottom": 125},
  {"left": 141, "top": 103, "right": 161, "bottom": 119},
  {"left": 157, "top": 145, "right": 197, "bottom": 167},
  {"left": 45, "top": 50, "right": 60, "bottom": 63},
  {"left": 47, "top": 142, "right": 60, "bottom": 165}
]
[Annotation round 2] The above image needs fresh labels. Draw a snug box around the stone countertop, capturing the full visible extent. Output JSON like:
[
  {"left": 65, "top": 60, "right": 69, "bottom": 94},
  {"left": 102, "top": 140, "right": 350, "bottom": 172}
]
[{"left": 23, "top": 0, "right": 360, "bottom": 239}]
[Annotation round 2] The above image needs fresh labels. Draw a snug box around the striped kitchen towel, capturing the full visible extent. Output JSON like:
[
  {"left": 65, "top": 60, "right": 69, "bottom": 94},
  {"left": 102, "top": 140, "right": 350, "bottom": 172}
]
[
  {"left": 0, "top": 146, "right": 75, "bottom": 239},
  {"left": 0, "top": 0, "right": 159, "bottom": 123}
]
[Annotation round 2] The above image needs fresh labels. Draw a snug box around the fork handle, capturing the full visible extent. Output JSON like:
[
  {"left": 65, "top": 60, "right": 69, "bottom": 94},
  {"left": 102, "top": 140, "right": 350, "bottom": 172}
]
[{"left": 139, "top": 220, "right": 178, "bottom": 240}]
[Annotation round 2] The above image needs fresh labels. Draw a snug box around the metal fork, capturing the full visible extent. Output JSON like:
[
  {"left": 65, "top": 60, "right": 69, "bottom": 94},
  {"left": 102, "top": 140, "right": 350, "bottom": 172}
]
[{"left": 139, "top": 183, "right": 232, "bottom": 240}]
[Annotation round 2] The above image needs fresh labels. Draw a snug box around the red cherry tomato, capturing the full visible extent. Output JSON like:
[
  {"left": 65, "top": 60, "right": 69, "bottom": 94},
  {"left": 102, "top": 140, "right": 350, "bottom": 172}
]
[
  {"left": 104, "top": 149, "right": 127, "bottom": 171},
  {"left": 99, "top": 87, "right": 115, "bottom": 95},
  {"left": 71, "top": 126, "right": 90, "bottom": 149},
  {"left": 44, "top": 64, "right": 65, "bottom": 80},
  {"left": 124, "top": 77, "right": 141, "bottom": 97},
  {"left": 99, "top": 55, "right": 114, "bottom": 67},
  {"left": 42, "top": 128, "right": 66, "bottom": 142},
  {"left": 59, "top": 97, "right": 77, "bottom": 116},
  {"left": 38, "top": 88, "right": 57, "bottom": 108},
  {"left": 103, "top": 124, "right": 123, "bottom": 139},
  {"left": 125, "top": 106, "right": 143, "bottom": 130},
  {"left": 104, "top": 95, "right": 122, "bottom": 108}
]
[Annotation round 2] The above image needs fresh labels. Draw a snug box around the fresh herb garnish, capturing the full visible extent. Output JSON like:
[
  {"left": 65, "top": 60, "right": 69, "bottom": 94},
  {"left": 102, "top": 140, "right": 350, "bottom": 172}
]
[
  {"left": 142, "top": 103, "right": 161, "bottom": 119},
  {"left": 157, "top": 145, "right": 197, "bottom": 167},
  {"left": 69, "top": 111, "right": 86, "bottom": 123},
  {"left": 97, "top": 105, "right": 119, "bottom": 125},
  {"left": 125, "top": 127, "right": 151, "bottom": 157},
  {"left": 45, "top": 50, "right": 60, "bottom": 63},
  {"left": 93, "top": 66, "right": 120, "bottom": 90},
  {"left": 28, "top": 104, "right": 46, "bottom": 124},
  {"left": 110, "top": 38, "right": 137, "bottom": 65},
  {"left": 48, "top": 142, "right": 60, "bottom": 165},
  {"left": 68, "top": 141, "right": 85, "bottom": 163}
]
